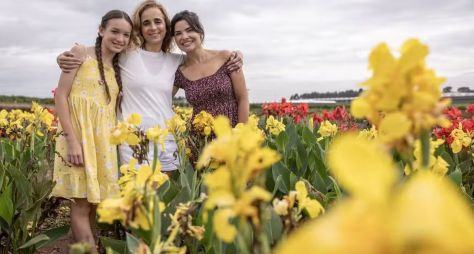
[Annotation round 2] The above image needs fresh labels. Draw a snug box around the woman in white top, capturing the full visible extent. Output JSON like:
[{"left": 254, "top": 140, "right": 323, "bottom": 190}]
[{"left": 58, "top": 0, "right": 243, "bottom": 171}]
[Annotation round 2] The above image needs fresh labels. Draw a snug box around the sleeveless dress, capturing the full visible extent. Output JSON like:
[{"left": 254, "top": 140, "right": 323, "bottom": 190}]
[
  {"left": 174, "top": 63, "right": 239, "bottom": 127},
  {"left": 52, "top": 57, "right": 120, "bottom": 204},
  {"left": 118, "top": 49, "right": 183, "bottom": 171}
]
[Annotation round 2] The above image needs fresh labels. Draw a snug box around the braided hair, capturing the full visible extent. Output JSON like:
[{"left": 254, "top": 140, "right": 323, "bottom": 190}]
[{"left": 95, "top": 10, "right": 133, "bottom": 111}]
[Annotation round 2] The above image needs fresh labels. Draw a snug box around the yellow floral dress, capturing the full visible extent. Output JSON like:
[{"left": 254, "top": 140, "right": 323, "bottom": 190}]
[{"left": 52, "top": 57, "right": 120, "bottom": 204}]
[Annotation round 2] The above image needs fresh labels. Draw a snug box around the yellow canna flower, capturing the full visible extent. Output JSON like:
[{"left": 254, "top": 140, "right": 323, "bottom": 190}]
[
  {"left": 317, "top": 120, "right": 338, "bottom": 140},
  {"left": 127, "top": 113, "right": 141, "bottom": 126},
  {"left": 449, "top": 123, "right": 472, "bottom": 153},
  {"left": 272, "top": 198, "right": 290, "bottom": 216},
  {"left": 378, "top": 112, "right": 412, "bottom": 143},
  {"left": 295, "top": 181, "right": 324, "bottom": 218},
  {"left": 351, "top": 39, "right": 450, "bottom": 147},
  {"left": 213, "top": 209, "right": 237, "bottom": 243},
  {"left": 358, "top": 125, "right": 378, "bottom": 140},
  {"left": 265, "top": 115, "right": 285, "bottom": 136},
  {"left": 146, "top": 125, "right": 169, "bottom": 150},
  {"left": 192, "top": 111, "right": 214, "bottom": 136},
  {"left": 328, "top": 133, "right": 397, "bottom": 203},
  {"left": 391, "top": 171, "right": 474, "bottom": 253}
]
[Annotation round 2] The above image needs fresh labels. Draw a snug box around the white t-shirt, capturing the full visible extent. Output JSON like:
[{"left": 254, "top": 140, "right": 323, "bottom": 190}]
[{"left": 118, "top": 48, "right": 183, "bottom": 171}]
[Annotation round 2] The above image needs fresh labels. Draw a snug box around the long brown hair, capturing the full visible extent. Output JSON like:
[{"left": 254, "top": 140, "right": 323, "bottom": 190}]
[
  {"left": 95, "top": 10, "right": 133, "bottom": 111},
  {"left": 132, "top": 0, "right": 173, "bottom": 52}
]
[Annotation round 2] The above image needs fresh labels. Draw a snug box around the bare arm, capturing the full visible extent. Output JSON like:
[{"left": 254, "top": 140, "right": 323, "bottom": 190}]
[
  {"left": 172, "top": 86, "right": 179, "bottom": 97},
  {"left": 55, "top": 46, "right": 85, "bottom": 166},
  {"left": 230, "top": 70, "right": 249, "bottom": 123},
  {"left": 56, "top": 44, "right": 84, "bottom": 73}
]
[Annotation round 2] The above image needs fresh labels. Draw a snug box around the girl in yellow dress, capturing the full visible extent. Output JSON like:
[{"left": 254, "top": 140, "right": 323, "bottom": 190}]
[{"left": 52, "top": 10, "right": 133, "bottom": 246}]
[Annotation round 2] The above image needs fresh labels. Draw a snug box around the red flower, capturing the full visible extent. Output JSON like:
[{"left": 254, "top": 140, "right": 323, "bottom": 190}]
[{"left": 466, "top": 103, "right": 474, "bottom": 114}]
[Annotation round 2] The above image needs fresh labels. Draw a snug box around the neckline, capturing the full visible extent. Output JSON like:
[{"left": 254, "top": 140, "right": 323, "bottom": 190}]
[
  {"left": 178, "top": 63, "right": 226, "bottom": 82},
  {"left": 84, "top": 56, "right": 114, "bottom": 71},
  {"left": 139, "top": 48, "right": 164, "bottom": 57}
]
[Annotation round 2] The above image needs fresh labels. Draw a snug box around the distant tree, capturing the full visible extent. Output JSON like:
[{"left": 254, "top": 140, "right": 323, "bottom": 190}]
[
  {"left": 290, "top": 94, "right": 300, "bottom": 100},
  {"left": 442, "top": 86, "right": 452, "bottom": 93},
  {"left": 457, "top": 86, "right": 472, "bottom": 93}
]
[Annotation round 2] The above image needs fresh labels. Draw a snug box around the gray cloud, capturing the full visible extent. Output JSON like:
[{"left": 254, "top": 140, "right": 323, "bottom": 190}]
[{"left": 0, "top": 0, "right": 473, "bottom": 102}]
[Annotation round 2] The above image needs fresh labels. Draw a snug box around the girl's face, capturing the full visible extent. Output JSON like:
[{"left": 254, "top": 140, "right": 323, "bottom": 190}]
[
  {"left": 99, "top": 18, "right": 132, "bottom": 54},
  {"left": 173, "top": 20, "right": 202, "bottom": 53},
  {"left": 141, "top": 7, "right": 166, "bottom": 47}
]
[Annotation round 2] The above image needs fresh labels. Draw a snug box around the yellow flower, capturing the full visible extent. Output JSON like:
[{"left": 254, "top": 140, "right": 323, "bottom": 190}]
[
  {"left": 295, "top": 181, "right": 324, "bottom": 218},
  {"left": 358, "top": 125, "right": 378, "bottom": 140},
  {"left": 327, "top": 133, "right": 397, "bottom": 203},
  {"left": 450, "top": 123, "right": 472, "bottom": 153},
  {"left": 146, "top": 125, "right": 169, "bottom": 150},
  {"left": 317, "top": 120, "right": 338, "bottom": 140},
  {"left": 97, "top": 195, "right": 132, "bottom": 224},
  {"left": 213, "top": 209, "right": 237, "bottom": 243},
  {"left": 192, "top": 111, "right": 214, "bottom": 136},
  {"left": 391, "top": 171, "right": 474, "bottom": 253},
  {"left": 127, "top": 113, "right": 141, "bottom": 126},
  {"left": 265, "top": 115, "right": 285, "bottom": 136},
  {"left": 378, "top": 112, "right": 412, "bottom": 143},
  {"left": 351, "top": 39, "right": 449, "bottom": 147},
  {"left": 272, "top": 198, "right": 289, "bottom": 216},
  {"left": 405, "top": 138, "right": 449, "bottom": 176}
]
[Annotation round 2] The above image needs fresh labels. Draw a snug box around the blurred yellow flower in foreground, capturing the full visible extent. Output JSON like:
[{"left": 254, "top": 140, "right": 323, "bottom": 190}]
[
  {"left": 275, "top": 134, "right": 474, "bottom": 254},
  {"left": 351, "top": 39, "right": 450, "bottom": 146}
]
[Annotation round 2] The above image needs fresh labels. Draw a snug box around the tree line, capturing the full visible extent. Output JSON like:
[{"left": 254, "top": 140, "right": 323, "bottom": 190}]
[{"left": 290, "top": 89, "right": 363, "bottom": 100}]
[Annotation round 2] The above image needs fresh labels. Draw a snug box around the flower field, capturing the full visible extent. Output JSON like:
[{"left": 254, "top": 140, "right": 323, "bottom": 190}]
[{"left": 1, "top": 39, "right": 474, "bottom": 254}]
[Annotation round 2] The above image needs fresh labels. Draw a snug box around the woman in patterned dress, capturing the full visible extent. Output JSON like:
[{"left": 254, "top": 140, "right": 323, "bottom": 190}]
[
  {"left": 171, "top": 10, "right": 249, "bottom": 127},
  {"left": 52, "top": 10, "right": 133, "bottom": 246}
]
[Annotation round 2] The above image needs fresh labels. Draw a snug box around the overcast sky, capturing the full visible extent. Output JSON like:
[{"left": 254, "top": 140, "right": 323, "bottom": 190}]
[{"left": 0, "top": 0, "right": 473, "bottom": 102}]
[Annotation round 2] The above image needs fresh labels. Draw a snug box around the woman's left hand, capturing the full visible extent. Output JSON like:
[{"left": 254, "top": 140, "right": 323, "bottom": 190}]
[{"left": 226, "top": 50, "right": 244, "bottom": 72}]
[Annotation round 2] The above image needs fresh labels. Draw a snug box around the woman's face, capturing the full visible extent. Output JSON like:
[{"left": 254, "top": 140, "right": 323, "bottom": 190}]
[
  {"left": 140, "top": 7, "right": 166, "bottom": 47},
  {"left": 99, "top": 18, "right": 132, "bottom": 54},
  {"left": 173, "top": 20, "right": 202, "bottom": 53}
]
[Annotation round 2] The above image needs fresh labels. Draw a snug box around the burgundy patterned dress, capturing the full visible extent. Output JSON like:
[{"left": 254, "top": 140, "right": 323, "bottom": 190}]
[{"left": 174, "top": 64, "right": 238, "bottom": 127}]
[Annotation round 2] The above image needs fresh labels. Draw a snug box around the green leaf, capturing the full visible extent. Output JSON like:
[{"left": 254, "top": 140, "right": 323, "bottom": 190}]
[
  {"left": 329, "top": 176, "right": 342, "bottom": 200},
  {"left": 449, "top": 167, "right": 463, "bottom": 186},
  {"left": 126, "top": 232, "right": 140, "bottom": 254},
  {"left": 264, "top": 208, "right": 283, "bottom": 245},
  {"left": 272, "top": 162, "right": 290, "bottom": 193},
  {"left": 36, "top": 225, "right": 70, "bottom": 248},
  {"left": 19, "top": 234, "right": 49, "bottom": 249},
  {"left": 0, "top": 183, "right": 13, "bottom": 225},
  {"left": 101, "top": 237, "right": 126, "bottom": 254},
  {"left": 151, "top": 194, "right": 162, "bottom": 245}
]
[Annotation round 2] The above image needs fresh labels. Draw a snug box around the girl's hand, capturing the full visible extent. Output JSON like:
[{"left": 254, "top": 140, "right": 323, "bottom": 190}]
[
  {"left": 226, "top": 50, "right": 243, "bottom": 72},
  {"left": 57, "top": 51, "right": 83, "bottom": 73},
  {"left": 66, "top": 139, "right": 84, "bottom": 166}
]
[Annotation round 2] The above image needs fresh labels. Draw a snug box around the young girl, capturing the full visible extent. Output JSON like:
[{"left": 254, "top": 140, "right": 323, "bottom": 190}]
[{"left": 51, "top": 10, "right": 133, "bottom": 246}]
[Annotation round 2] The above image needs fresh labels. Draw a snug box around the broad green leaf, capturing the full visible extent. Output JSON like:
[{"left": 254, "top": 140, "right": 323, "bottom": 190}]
[
  {"left": 36, "top": 225, "right": 70, "bottom": 248},
  {"left": 101, "top": 237, "right": 126, "bottom": 254},
  {"left": 19, "top": 234, "right": 49, "bottom": 249},
  {"left": 0, "top": 184, "right": 13, "bottom": 225}
]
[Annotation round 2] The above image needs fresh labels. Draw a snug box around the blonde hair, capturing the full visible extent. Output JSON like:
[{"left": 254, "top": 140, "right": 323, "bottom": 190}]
[{"left": 132, "top": 0, "right": 173, "bottom": 52}]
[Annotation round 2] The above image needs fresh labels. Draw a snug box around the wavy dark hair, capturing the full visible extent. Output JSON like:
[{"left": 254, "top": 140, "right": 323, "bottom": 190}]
[
  {"left": 171, "top": 10, "right": 205, "bottom": 42},
  {"left": 95, "top": 10, "right": 133, "bottom": 111}
]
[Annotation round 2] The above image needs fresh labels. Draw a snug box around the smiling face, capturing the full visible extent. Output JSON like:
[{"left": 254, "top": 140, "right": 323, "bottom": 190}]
[
  {"left": 173, "top": 20, "right": 203, "bottom": 53},
  {"left": 99, "top": 18, "right": 132, "bottom": 54},
  {"left": 140, "top": 7, "right": 167, "bottom": 48}
]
